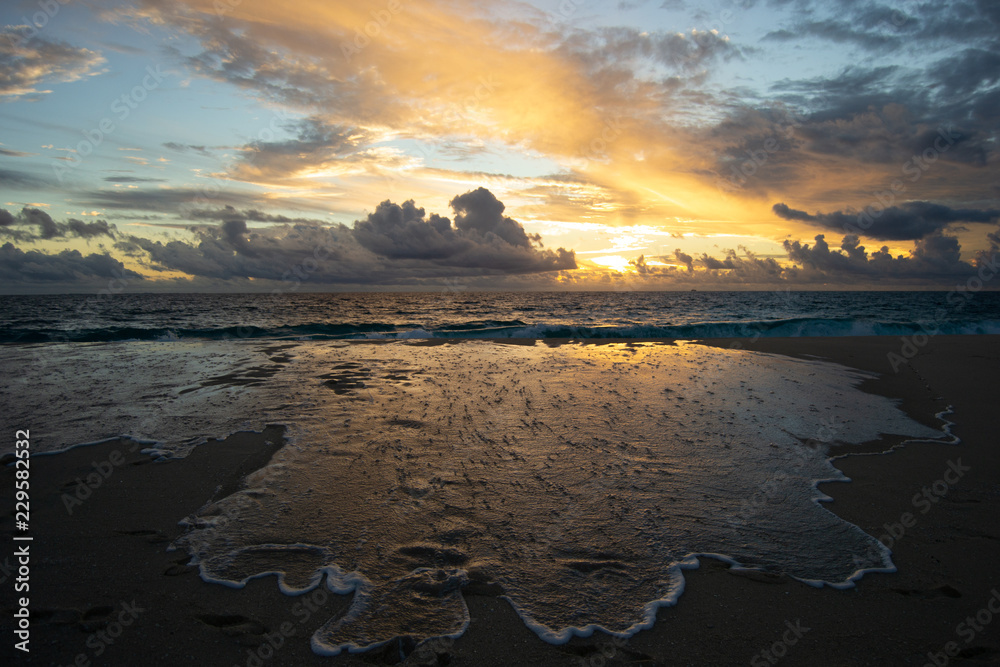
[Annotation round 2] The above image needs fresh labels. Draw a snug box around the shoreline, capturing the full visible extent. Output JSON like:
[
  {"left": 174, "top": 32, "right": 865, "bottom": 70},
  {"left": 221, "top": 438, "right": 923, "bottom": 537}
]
[{"left": 2, "top": 335, "right": 998, "bottom": 666}]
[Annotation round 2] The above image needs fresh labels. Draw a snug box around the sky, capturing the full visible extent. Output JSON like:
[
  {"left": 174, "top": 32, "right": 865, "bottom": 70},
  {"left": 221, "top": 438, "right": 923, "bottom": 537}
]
[{"left": 0, "top": 0, "right": 998, "bottom": 292}]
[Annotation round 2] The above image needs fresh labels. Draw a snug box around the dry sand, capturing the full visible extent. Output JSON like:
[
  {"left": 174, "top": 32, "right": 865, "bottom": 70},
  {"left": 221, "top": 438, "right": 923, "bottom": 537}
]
[{"left": 2, "top": 335, "right": 998, "bottom": 666}]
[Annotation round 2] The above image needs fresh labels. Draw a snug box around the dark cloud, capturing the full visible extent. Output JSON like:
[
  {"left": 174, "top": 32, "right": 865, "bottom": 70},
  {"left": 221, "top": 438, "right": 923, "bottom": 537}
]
[
  {"left": 66, "top": 218, "right": 115, "bottom": 238},
  {"left": 763, "top": 0, "right": 998, "bottom": 52},
  {"left": 126, "top": 223, "right": 352, "bottom": 282},
  {"left": 773, "top": 201, "right": 1000, "bottom": 240},
  {"left": 927, "top": 48, "right": 1000, "bottom": 98},
  {"left": 451, "top": 188, "right": 539, "bottom": 248},
  {"left": 629, "top": 247, "right": 788, "bottom": 283},
  {"left": 162, "top": 142, "right": 212, "bottom": 155},
  {"left": 780, "top": 232, "right": 980, "bottom": 281},
  {"left": 0, "top": 208, "right": 118, "bottom": 241},
  {"left": 0, "top": 242, "right": 141, "bottom": 285},
  {"left": 974, "top": 231, "right": 1000, "bottom": 267},
  {"left": 188, "top": 206, "right": 325, "bottom": 224},
  {"left": 0, "top": 29, "right": 105, "bottom": 97},
  {"left": 673, "top": 248, "right": 694, "bottom": 272},
  {"left": 79, "top": 187, "right": 261, "bottom": 212},
  {"left": 727, "top": 2, "right": 999, "bottom": 198},
  {"left": 354, "top": 188, "right": 575, "bottom": 272},
  {"left": 102, "top": 176, "right": 168, "bottom": 183},
  {"left": 219, "top": 219, "right": 252, "bottom": 255},
  {"left": 697, "top": 249, "right": 785, "bottom": 281},
  {"left": 170, "top": 22, "right": 343, "bottom": 111},
  {"left": 113, "top": 189, "right": 574, "bottom": 285},
  {"left": 764, "top": 19, "right": 903, "bottom": 52},
  {"left": 0, "top": 147, "right": 33, "bottom": 157},
  {"left": 353, "top": 200, "right": 465, "bottom": 261},
  {"left": 621, "top": 229, "right": 996, "bottom": 286},
  {"left": 21, "top": 208, "right": 61, "bottom": 239},
  {"left": 230, "top": 117, "right": 372, "bottom": 182},
  {"left": 574, "top": 26, "right": 745, "bottom": 73},
  {"left": 0, "top": 167, "right": 52, "bottom": 189}
]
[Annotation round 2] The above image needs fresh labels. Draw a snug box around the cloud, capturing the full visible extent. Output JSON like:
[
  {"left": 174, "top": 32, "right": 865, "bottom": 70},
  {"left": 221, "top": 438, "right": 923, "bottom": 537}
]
[
  {"left": 974, "top": 230, "right": 1000, "bottom": 267},
  {"left": 673, "top": 248, "right": 693, "bottom": 272},
  {"left": 617, "top": 228, "right": 995, "bottom": 287},
  {"left": 0, "top": 30, "right": 106, "bottom": 98},
  {"left": 188, "top": 206, "right": 326, "bottom": 224},
  {"left": 114, "top": 189, "right": 574, "bottom": 284},
  {"left": 20, "top": 208, "right": 61, "bottom": 239},
  {"left": 763, "top": 19, "right": 903, "bottom": 53},
  {"left": 763, "top": 0, "right": 997, "bottom": 54},
  {"left": 451, "top": 188, "right": 539, "bottom": 249},
  {"left": 0, "top": 147, "right": 33, "bottom": 157},
  {"left": 780, "top": 232, "right": 980, "bottom": 281},
  {"left": 0, "top": 208, "right": 118, "bottom": 241},
  {"left": 162, "top": 142, "right": 212, "bottom": 155},
  {"left": 353, "top": 200, "right": 465, "bottom": 261},
  {"left": 229, "top": 117, "right": 372, "bottom": 182},
  {"left": 773, "top": 201, "right": 1000, "bottom": 240},
  {"left": 66, "top": 218, "right": 115, "bottom": 238},
  {"left": 79, "top": 187, "right": 262, "bottom": 212},
  {"left": 0, "top": 242, "right": 141, "bottom": 285},
  {"left": 353, "top": 188, "right": 576, "bottom": 272},
  {"left": 561, "top": 26, "right": 745, "bottom": 76},
  {"left": 103, "top": 176, "right": 168, "bottom": 183},
  {"left": 0, "top": 167, "right": 52, "bottom": 189},
  {"left": 928, "top": 48, "right": 1000, "bottom": 98}
]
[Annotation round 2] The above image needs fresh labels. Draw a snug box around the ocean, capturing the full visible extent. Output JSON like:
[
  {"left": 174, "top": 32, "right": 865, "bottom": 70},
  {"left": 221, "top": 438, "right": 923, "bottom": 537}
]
[
  {"left": 0, "top": 290, "right": 983, "bottom": 655},
  {"left": 2, "top": 290, "right": 999, "bottom": 343}
]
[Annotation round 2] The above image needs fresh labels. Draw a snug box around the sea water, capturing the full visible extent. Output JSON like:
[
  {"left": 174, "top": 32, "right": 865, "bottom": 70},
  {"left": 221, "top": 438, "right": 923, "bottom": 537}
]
[
  {"left": 1, "top": 290, "right": 999, "bottom": 342},
  {"left": 0, "top": 337, "right": 951, "bottom": 654}
]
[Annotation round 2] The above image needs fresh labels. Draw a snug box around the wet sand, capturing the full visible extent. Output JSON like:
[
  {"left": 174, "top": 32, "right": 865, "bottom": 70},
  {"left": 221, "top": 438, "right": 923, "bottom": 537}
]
[{"left": 2, "top": 335, "right": 999, "bottom": 666}]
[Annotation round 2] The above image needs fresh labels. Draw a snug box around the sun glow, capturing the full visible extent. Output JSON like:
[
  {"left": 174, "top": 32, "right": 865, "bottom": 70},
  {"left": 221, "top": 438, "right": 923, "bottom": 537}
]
[{"left": 589, "top": 255, "right": 634, "bottom": 273}]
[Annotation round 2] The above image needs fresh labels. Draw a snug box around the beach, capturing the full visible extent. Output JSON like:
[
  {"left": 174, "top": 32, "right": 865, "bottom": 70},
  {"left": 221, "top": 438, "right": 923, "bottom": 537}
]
[{"left": 2, "top": 335, "right": 998, "bottom": 666}]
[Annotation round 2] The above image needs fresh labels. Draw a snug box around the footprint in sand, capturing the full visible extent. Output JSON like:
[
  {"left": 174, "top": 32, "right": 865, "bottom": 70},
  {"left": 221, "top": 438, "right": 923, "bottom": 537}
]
[
  {"left": 164, "top": 555, "right": 198, "bottom": 576},
  {"left": 891, "top": 584, "right": 962, "bottom": 600},
  {"left": 32, "top": 607, "right": 81, "bottom": 626},
  {"left": 195, "top": 614, "right": 268, "bottom": 645},
  {"left": 114, "top": 528, "right": 170, "bottom": 544},
  {"left": 79, "top": 605, "right": 115, "bottom": 631}
]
